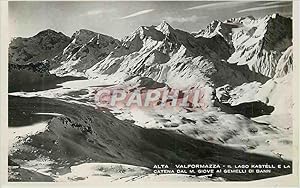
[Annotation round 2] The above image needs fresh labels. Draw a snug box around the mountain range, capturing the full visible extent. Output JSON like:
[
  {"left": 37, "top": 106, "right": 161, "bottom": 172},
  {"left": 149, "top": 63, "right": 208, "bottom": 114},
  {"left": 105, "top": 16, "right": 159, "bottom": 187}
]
[
  {"left": 9, "top": 14, "right": 292, "bottom": 87},
  {"left": 8, "top": 13, "right": 294, "bottom": 182}
]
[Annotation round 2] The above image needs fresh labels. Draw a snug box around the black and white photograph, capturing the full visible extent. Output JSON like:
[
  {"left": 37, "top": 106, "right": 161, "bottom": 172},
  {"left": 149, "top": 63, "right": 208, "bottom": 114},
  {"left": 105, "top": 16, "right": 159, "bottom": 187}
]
[{"left": 1, "top": 0, "right": 299, "bottom": 185}]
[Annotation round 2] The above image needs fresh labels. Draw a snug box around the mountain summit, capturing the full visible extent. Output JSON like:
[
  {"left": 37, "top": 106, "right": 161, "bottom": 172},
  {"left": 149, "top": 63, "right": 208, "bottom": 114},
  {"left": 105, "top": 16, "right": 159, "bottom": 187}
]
[
  {"left": 9, "top": 29, "right": 71, "bottom": 65},
  {"left": 155, "top": 20, "right": 175, "bottom": 35}
]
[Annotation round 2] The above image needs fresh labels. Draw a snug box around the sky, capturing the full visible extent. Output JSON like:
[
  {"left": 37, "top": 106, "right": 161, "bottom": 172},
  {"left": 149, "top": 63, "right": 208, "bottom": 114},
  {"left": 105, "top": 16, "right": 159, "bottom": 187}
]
[{"left": 9, "top": 1, "right": 292, "bottom": 40}]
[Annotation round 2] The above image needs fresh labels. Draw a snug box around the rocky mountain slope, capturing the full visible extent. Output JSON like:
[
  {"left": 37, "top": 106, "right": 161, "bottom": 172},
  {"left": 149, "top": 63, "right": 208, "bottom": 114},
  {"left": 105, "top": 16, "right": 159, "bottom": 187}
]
[
  {"left": 228, "top": 14, "right": 292, "bottom": 77},
  {"left": 194, "top": 14, "right": 292, "bottom": 78},
  {"left": 51, "top": 29, "right": 120, "bottom": 75},
  {"left": 8, "top": 96, "right": 292, "bottom": 182},
  {"left": 9, "top": 29, "right": 71, "bottom": 65}
]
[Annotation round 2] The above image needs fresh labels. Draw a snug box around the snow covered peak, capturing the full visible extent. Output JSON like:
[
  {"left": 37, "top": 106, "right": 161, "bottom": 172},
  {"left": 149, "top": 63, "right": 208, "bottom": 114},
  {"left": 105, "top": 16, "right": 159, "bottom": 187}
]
[
  {"left": 205, "top": 20, "right": 221, "bottom": 30},
  {"left": 227, "top": 13, "right": 292, "bottom": 77},
  {"left": 258, "top": 13, "right": 291, "bottom": 25},
  {"left": 123, "top": 26, "right": 148, "bottom": 42},
  {"left": 71, "top": 29, "right": 100, "bottom": 44},
  {"left": 194, "top": 19, "right": 238, "bottom": 42},
  {"left": 271, "top": 13, "right": 280, "bottom": 19},
  {"left": 195, "top": 20, "right": 222, "bottom": 38},
  {"left": 224, "top": 16, "right": 255, "bottom": 24},
  {"left": 70, "top": 29, "right": 119, "bottom": 47},
  {"left": 210, "top": 20, "right": 221, "bottom": 26},
  {"left": 122, "top": 22, "right": 177, "bottom": 44},
  {"left": 155, "top": 20, "right": 175, "bottom": 35},
  {"left": 122, "top": 20, "right": 177, "bottom": 44},
  {"left": 74, "top": 29, "right": 98, "bottom": 35}
]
